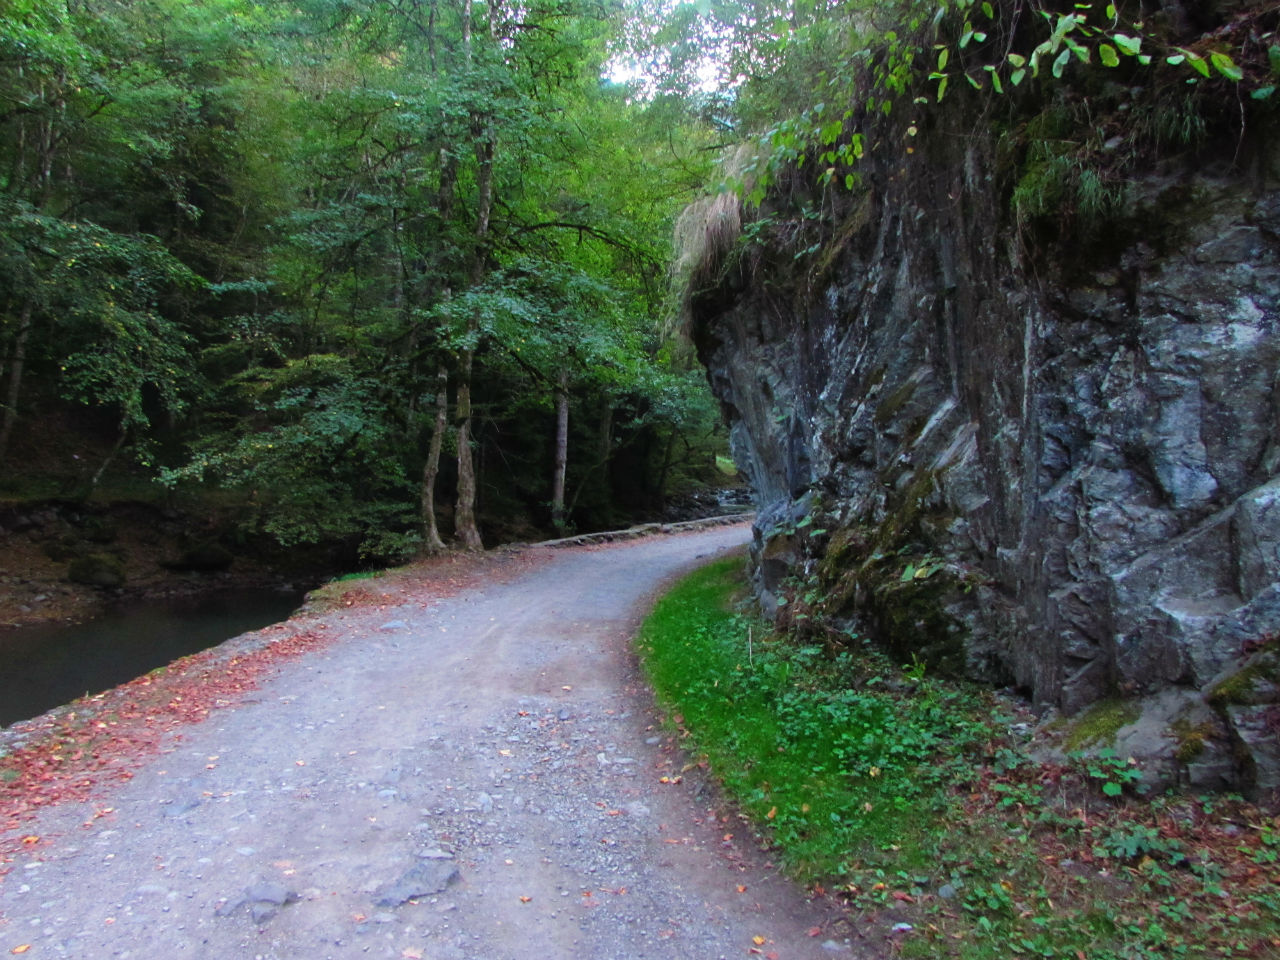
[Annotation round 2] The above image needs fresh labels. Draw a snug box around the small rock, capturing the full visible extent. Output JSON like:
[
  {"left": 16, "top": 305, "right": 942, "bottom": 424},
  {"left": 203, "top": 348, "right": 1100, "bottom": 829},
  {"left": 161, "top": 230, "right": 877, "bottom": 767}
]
[
  {"left": 249, "top": 903, "right": 277, "bottom": 924},
  {"left": 244, "top": 882, "right": 294, "bottom": 906},
  {"left": 379, "top": 620, "right": 408, "bottom": 632},
  {"left": 937, "top": 883, "right": 956, "bottom": 899},
  {"left": 892, "top": 923, "right": 914, "bottom": 933},
  {"left": 476, "top": 792, "right": 494, "bottom": 814},
  {"left": 821, "top": 940, "right": 851, "bottom": 954},
  {"left": 372, "top": 862, "right": 460, "bottom": 907}
]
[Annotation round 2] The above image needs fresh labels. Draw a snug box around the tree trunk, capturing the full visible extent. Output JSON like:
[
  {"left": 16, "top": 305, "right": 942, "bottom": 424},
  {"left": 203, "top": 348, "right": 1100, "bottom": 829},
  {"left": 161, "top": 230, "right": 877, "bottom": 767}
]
[
  {"left": 0, "top": 302, "right": 34, "bottom": 463},
  {"left": 453, "top": 350, "right": 483, "bottom": 550},
  {"left": 551, "top": 369, "right": 569, "bottom": 533},
  {"left": 420, "top": 364, "right": 449, "bottom": 552},
  {"left": 90, "top": 424, "right": 128, "bottom": 490},
  {"left": 452, "top": 0, "right": 494, "bottom": 553},
  {"left": 567, "top": 395, "right": 612, "bottom": 517}
]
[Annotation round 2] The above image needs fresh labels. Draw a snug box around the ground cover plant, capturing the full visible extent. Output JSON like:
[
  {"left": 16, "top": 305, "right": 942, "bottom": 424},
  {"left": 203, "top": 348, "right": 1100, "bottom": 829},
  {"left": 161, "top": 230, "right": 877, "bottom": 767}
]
[{"left": 636, "top": 556, "right": 1280, "bottom": 958}]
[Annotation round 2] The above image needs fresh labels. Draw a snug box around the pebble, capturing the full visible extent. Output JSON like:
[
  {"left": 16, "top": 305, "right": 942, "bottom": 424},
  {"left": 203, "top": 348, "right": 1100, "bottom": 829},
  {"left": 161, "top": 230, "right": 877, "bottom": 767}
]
[{"left": 937, "top": 883, "right": 956, "bottom": 899}]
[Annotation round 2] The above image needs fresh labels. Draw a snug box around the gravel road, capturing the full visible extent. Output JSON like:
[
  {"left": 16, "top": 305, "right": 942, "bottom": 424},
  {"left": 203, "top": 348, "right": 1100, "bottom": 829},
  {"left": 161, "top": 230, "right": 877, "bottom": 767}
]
[{"left": 0, "top": 524, "right": 857, "bottom": 960}]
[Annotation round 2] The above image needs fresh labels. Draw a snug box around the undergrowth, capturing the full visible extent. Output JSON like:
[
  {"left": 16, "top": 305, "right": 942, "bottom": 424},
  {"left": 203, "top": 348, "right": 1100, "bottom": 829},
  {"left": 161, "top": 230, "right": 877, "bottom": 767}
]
[{"left": 637, "top": 556, "right": 1280, "bottom": 959}]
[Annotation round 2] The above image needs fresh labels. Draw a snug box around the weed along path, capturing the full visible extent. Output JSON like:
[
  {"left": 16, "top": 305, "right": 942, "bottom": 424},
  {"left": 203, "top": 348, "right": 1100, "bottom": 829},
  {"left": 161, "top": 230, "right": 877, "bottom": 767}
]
[{"left": 0, "top": 524, "right": 853, "bottom": 960}]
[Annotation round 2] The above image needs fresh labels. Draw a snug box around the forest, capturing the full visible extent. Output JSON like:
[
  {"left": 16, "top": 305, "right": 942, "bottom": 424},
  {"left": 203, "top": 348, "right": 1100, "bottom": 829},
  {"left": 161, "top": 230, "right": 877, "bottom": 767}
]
[{"left": 0, "top": 0, "right": 747, "bottom": 564}]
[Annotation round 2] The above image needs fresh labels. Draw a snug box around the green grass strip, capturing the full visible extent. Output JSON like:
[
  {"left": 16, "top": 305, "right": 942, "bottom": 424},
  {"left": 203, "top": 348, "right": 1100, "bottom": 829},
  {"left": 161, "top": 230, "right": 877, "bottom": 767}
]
[
  {"left": 637, "top": 554, "right": 996, "bottom": 879},
  {"left": 637, "top": 556, "right": 1280, "bottom": 960}
]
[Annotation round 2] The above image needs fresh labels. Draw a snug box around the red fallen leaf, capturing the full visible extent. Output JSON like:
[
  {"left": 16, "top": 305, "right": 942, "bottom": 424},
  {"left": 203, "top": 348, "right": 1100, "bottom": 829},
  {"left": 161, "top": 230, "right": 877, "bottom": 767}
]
[
  {"left": 807, "top": 926, "right": 822, "bottom": 937},
  {"left": 892, "top": 891, "right": 915, "bottom": 903},
  {"left": 767, "top": 953, "right": 780, "bottom": 960}
]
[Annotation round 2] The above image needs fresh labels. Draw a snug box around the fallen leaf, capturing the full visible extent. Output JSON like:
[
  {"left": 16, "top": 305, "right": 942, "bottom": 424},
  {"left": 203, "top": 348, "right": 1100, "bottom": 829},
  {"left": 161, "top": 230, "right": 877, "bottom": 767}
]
[
  {"left": 892, "top": 891, "right": 915, "bottom": 903},
  {"left": 12, "top": 946, "right": 31, "bottom": 955},
  {"left": 736, "top": 885, "right": 747, "bottom": 893},
  {"left": 765, "top": 807, "right": 777, "bottom": 819},
  {"left": 519, "top": 896, "right": 531, "bottom": 903},
  {"left": 402, "top": 949, "right": 424, "bottom": 959},
  {"left": 753, "top": 935, "right": 766, "bottom": 945},
  {"left": 20, "top": 836, "right": 38, "bottom": 845},
  {"left": 807, "top": 926, "right": 822, "bottom": 937}
]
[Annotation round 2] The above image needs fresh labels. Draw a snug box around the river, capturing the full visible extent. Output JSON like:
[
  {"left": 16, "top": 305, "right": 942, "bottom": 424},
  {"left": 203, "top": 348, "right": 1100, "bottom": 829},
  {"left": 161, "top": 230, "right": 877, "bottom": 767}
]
[{"left": 0, "top": 587, "right": 306, "bottom": 728}]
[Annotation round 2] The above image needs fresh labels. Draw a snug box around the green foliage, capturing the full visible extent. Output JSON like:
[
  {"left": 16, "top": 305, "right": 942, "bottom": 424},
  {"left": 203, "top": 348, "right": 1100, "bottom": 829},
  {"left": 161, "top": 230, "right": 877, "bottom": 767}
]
[{"left": 0, "top": 0, "right": 729, "bottom": 540}]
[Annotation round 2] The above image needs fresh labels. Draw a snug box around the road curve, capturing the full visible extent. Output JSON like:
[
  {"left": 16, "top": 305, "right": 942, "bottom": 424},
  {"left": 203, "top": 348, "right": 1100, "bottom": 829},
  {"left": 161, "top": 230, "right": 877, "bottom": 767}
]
[{"left": 0, "top": 525, "right": 856, "bottom": 960}]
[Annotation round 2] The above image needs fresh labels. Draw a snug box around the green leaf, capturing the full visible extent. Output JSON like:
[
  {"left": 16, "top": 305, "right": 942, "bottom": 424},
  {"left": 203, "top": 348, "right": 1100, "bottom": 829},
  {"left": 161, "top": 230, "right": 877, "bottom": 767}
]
[
  {"left": 1007, "top": 52, "right": 1026, "bottom": 67},
  {"left": 1010, "top": 67, "right": 1026, "bottom": 86},
  {"left": 1210, "top": 51, "right": 1243, "bottom": 81},
  {"left": 1270, "top": 45, "right": 1280, "bottom": 75},
  {"left": 982, "top": 1, "right": 993, "bottom": 18},
  {"left": 1137, "top": 54, "right": 1152, "bottom": 65},
  {"left": 1099, "top": 43, "right": 1120, "bottom": 67},
  {"left": 959, "top": 24, "right": 974, "bottom": 49},
  {"left": 966, "top": 72, "right": 982, "bottom": 89},
  {"left": 1112, "top": 32, "right": 1141, "bottom": 56},
  {"left": 985, "top": 64, "right": 1003, "bottom": 93},
  {"left": 1166, "top": 54, "right": 1186, "bottom": 65},
  {"left": 901, "top": 564, "right": 917, "bottom": 582},
  {"left": 1102, "top": 781, "right": 1123, "bottom": 798},
  {"left": 1052, "top": 47, "right": 1071, "bottom": 78},
  {"left": 937, "top": 47, "right": 950, "bottom": 71},
  {"left": 1105, "top": 3, "right": 1116, "bottom": 17},
  {"left": 1252, "top": 85, "right": 1277, "bottom": 100},
  {"left": 936, "top": 77, "right": 948, "bottom": 100},
  {"left": 1181, "top": 50, "right": 1210, "bottom": 77}
]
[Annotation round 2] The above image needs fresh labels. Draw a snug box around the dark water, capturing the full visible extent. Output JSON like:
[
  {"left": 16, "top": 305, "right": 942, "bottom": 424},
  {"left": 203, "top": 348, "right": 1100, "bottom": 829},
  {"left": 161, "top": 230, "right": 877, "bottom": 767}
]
[{"left": 0, "top": 588, "right": 306, "bottom": 728}]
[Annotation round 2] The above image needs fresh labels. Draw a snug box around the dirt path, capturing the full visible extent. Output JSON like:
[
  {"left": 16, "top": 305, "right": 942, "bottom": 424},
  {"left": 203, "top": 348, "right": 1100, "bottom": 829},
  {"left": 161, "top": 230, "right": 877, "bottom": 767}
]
[{"left": 0, "top": 525, "right": 857, "bottom": 960}]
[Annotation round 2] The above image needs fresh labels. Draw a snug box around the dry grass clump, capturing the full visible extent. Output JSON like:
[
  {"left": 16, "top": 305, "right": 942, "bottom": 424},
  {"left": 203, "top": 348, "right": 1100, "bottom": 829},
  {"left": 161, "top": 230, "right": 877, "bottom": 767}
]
[{"left": 668, "top": 142, "right": 767, "bottom": 340}]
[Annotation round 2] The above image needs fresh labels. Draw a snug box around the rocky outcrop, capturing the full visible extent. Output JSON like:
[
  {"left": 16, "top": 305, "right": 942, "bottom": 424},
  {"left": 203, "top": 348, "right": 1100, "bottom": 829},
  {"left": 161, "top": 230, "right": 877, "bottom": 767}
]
[{"left": 687, "top": 46, "right": 1280, "bottom": 794}]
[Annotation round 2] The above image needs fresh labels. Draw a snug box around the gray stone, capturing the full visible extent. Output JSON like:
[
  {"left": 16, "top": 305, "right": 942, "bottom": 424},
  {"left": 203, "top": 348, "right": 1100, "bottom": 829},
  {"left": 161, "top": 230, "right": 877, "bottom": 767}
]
[
  {"left": 687, "top": 125, "right": 1280, "bottom": 793},
  {"left": 244, "top": 882, "right": 294, "bottom": 906},
  {"left": 379, "top": 620, "right": 408, "bottom": 632},
  {"left": 372, "top": 862, "right": 460, "bottom": 907}
]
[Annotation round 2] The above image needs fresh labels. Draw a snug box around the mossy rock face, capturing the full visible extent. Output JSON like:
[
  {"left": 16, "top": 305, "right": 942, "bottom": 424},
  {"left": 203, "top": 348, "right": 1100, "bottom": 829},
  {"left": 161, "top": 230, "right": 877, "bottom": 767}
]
[
  {"left": 177, "top": 541, "right": 235, "bottom": 572},
  {"left": 67, "top": 553, "right": 126, "bottom": 588},
  {"left": 41, "top": 536, "right": 82, "bottom": 562},
  {"left": 81, "top": 518, "right": 119, "bottom": 544},
  {"left": 1208, "top": 642, "right": 1280, "bottom": 709},
  {"left": 1064, "top": 698, "right": 1141, "bottom": 751}
]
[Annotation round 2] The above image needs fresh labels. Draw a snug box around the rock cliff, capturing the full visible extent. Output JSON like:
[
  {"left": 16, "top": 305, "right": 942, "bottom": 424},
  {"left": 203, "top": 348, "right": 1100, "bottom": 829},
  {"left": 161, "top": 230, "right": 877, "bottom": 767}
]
[{"left": 685, "top": 17, "right": 1280, "bottom": 795}]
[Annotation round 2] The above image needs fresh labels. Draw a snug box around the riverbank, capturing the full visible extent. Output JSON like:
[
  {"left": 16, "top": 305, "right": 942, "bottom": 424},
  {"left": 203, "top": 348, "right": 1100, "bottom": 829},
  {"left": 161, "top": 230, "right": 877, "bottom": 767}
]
[{"left": 0, "top": 499, "right": 329, "bottom": 629}]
